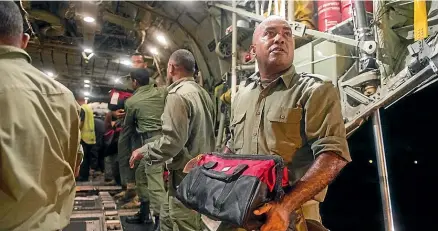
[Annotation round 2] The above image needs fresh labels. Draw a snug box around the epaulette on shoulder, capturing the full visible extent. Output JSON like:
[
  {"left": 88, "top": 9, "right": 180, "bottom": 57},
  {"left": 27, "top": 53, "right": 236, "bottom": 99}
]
[
  {"left": 168, "top": 84, "right": 184, "bottom": 94},
  {"left": 300, "top": 72, "right": 332, "bottom": 83},
  {"left": 244, "top": 73, "right": 260, "bottom": 88}
]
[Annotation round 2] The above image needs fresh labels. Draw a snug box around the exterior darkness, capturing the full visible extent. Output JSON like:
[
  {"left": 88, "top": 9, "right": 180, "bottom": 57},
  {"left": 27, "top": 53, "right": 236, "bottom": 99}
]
[{"left": 321, "top": 82, "right": 438, "bottom": 231}]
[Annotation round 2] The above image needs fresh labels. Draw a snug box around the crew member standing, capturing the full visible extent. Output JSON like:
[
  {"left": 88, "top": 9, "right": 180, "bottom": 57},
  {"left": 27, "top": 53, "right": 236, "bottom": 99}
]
[
  {"left": 0, "top": 2, "right": 82, "bottom": 230},
  {"left": 223, "top": 16, "right": 351, "bottom": 231},
  {"left": 121, "top": 69, "right": 168, "bottom": 231},
  {"left": 130, "top": 49, "right": 216, "bottom": 231},
  {"left": 76, "top": 96, "right": 97, "bottom": 181}
]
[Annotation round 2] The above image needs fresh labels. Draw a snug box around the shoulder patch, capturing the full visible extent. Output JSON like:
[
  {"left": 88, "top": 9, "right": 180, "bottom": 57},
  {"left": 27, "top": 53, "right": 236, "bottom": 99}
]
[
  {"left": 168, "top": 84, "right": 184, "bottom": 94},
  {"left": 300, "top": 72, "right": 333, "bottom": 83}
]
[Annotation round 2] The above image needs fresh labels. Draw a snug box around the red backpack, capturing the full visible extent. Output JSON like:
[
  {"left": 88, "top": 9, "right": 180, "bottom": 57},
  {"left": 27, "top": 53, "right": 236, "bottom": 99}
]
[{"left": 108, "top": 88, "right": 133, "bottom": 111}]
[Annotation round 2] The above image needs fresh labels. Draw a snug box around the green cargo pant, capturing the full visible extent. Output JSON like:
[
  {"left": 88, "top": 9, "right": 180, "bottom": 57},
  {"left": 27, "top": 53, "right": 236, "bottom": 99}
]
[
  {"left": 135, "top": 161, "right": 168, "bottom": 215},
  {"left": 117, "top": 131, "right": 136, "bottom": 186},
  {"left": 135, "top": 133, "right": 164, "bottom": 211},
  {"left": 168, "top": 170, "right": 203, "bottom": 231},
  {"left": 135, "top": 158, "right": 150, "bottom": 203},
  {"left": 160, "top": 190, "right": 178, "bottom": 231}
]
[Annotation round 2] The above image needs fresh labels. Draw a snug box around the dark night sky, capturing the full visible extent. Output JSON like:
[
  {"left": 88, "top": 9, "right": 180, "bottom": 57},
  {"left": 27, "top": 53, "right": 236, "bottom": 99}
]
[{"left": 321, "top": 82, "right": 438, "bottom": 231}]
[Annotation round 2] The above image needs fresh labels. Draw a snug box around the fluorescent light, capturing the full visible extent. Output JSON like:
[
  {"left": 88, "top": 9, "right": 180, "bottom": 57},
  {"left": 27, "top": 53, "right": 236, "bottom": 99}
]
[
  {"left": 46, "top": 72, "right": 54, "bottom": 78},
  {"left": 83, "top": 16, "right": 95, "bottom": 23},
  {"left": 84, "top": 48, "right": 93, "bottom": 53},
  {"left": 84, "top": 84, "right": 90, "bottom": 88},
  {"left": 84, "top": 80, "right": 90, "bottom": 84},
  {"left": 121, "top": 59, "right": 132, "bottom": 66},
  {"left": 83, "top": 91, "right": 90, "bottom": 96},
  {"left": 149, "top": 47, "right": 158, "bottom": 55},
  {"left": 156, "top": 34, "right": 167, "bottom": 45}
]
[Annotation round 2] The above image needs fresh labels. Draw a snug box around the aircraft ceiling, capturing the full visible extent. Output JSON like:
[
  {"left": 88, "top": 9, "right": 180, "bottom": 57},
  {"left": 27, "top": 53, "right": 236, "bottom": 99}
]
[{"left": 21, "top": 0, "right": 241, "bottom": 100}]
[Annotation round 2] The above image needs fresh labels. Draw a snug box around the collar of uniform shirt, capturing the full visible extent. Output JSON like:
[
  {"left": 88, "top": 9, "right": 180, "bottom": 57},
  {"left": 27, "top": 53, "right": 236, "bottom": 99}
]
[
  {"left": 167, "top": 77, "right": 195, "bottom": 91},
  {"left": 252, "top": 64, "right": 298, "bottom": 89},
  {"left": 0, "top": 45, "right": 32, "bottom": 63},
  {"left": 134, "top": 84, "right": 154, "bottom": 94}
]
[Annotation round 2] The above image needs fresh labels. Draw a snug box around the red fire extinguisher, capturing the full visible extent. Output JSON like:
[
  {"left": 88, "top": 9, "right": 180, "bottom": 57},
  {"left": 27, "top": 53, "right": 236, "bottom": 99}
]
[{"left": 317, "top": 0, "right": 342, "bottom": 32}]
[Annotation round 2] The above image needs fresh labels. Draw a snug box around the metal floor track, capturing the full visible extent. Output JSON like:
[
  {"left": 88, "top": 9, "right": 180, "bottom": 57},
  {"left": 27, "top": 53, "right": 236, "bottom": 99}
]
[{"left": 63, "top": 181, "right": 153, "bottom": 231}]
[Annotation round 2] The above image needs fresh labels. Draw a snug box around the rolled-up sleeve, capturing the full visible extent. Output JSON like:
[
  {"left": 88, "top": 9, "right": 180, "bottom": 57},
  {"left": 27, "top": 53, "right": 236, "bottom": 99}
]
[{"left": 304, "top": 82, "right": 351, "bottom": 162}]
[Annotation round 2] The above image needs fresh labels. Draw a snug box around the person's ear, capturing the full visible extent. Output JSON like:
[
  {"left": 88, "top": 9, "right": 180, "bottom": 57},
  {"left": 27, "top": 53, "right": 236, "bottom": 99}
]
[
  {"left": 21, "top": 33, "right": 30, "bottom": 49},
  {"left": 250, "top": 44, "right": 256, "bottom": 57}
]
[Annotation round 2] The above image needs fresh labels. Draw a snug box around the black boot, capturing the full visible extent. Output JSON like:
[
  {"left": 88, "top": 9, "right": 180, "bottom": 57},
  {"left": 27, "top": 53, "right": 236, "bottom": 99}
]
[
  {"left": 125, "top": 202, "right": 153, "bottom": 224},
  {"left": 152, "top": 215, "right": 160, "bottom": 231}
]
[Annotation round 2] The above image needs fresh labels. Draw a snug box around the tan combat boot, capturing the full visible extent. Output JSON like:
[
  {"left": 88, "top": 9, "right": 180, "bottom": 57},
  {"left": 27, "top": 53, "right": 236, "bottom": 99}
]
[
  {"left": 114, "top": 190, "right": 126, "bottom": 200},
  {"left": 121, "top": 195, "right": 140, "bottom": 209}
]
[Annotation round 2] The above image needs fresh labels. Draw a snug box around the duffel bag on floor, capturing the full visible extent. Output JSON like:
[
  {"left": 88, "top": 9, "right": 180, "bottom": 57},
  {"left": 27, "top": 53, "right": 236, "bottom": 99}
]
[{"left": 175, "top": 152, "right": 289, "bottom": 230}]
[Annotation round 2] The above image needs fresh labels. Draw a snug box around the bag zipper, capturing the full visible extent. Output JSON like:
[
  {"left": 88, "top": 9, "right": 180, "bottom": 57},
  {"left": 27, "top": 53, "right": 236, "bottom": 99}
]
[{"left": 206, "top": 152, "right": 286, "bottom": 201}]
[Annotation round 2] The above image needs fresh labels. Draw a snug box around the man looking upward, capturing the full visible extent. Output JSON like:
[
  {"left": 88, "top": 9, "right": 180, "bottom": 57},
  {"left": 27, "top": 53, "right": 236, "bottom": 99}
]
[{"left": 224, "top": 15, "right": 351, "bottom": 231}]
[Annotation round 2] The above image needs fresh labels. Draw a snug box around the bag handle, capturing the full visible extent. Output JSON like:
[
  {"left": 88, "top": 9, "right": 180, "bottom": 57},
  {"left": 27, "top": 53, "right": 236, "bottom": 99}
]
[{"left": 201, "top": 163, "right": 248, "bottom": 182}]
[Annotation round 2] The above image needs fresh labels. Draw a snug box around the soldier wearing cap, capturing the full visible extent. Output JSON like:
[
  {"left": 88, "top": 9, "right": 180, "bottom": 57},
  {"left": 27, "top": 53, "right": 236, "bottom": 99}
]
[{"left": 118, "top": 68, "right": 168, "bottom": 230}]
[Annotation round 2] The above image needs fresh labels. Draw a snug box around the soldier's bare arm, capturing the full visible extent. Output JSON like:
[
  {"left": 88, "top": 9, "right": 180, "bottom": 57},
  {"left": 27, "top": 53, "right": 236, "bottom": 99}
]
[
  {"left": 284, "top": 82, "right": 351, "bottom": 207},
  {"left": 282, "top": 152, "right": 347, "bottom": 208},
  {"left": 255, "top": 82, "right": 351, "bottom": 231}
]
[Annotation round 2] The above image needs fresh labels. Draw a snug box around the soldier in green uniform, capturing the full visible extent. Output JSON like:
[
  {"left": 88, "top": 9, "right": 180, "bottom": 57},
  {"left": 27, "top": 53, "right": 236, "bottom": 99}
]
[
  {"left": 0, "top": 2, "right": 82, "bottom": 230},
  {"left": 117, "top": 69, "right": 167, "bottom": 229},
  {"left": 223, "top": 16, "right": 352, "bottom": 231},
  {"left": 130, "top": 49, "right": 216, "bottom": 231},
  {"left": 115, "top": 53, "right": 151, "bottom": 207}
]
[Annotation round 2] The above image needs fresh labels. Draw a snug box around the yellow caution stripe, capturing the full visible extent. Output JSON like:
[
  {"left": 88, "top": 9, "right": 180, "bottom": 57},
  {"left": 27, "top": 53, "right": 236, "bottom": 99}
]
[{"left": 414, "top": 0, "right": 428, "bottom": 41}]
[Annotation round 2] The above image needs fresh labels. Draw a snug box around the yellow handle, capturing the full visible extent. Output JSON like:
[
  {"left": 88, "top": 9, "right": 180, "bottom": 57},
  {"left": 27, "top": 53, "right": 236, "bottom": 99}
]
[{"left": 414, "top": 0, "right": 428, "bottom": 41}]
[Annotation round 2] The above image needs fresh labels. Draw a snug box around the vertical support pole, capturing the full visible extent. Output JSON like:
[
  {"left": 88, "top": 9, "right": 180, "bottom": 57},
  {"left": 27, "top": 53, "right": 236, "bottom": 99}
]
[
  {"left": 353, "top": 0, "right": 376, "bottom": 72},
  {"left": 153, "top": 55, "right": 165, "bottom": 87},
  {"left": 288, "top": 0, "right": 294, "bottom": 22},
  {"left": 211, "top": 12, "right": 226, "bottom": 150},
  {"left": 210, "top": 15, "right": 225, "bottom": 75},
  {"left": 371, "top": 109, "right": 395, "bottom": 231},
  {"left": 280, "top": 0, "right": 286, "bottom": 18},
  {"left": 216, "top": 107, "right": 226, "bottom": 150},
  {"left": 255, "top": 0, "right": 261, "bottom": 73},
  {"left": 231, "top": 0, "right": 238, "bottom": 102},
  {"left": 267, "top": 0, "right": 273, "bottom": 16}
]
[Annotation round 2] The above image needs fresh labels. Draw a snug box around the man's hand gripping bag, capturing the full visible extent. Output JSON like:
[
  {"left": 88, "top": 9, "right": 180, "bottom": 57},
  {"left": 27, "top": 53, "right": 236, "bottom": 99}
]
[{"left": 176, "top": 152, "right": 289, "bottom": 230}]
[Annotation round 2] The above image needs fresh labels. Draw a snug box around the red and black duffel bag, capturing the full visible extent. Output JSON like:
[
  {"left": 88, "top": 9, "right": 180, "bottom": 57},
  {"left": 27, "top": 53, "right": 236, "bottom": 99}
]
[{"left": 175, "top": 152, "right": 289, "bottom": 230}]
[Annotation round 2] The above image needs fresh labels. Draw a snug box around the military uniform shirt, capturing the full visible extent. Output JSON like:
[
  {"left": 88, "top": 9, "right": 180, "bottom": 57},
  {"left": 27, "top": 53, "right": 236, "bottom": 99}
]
[
  {"left": 228, "top": 65, "right": 351, "bottom": 201},
  {"left": 0, "top": 46, "right": 81, "bottom": 230},
  {"left": 138, "top": 77, "right": 216, "bottom": 170},
  {"left": 118, "top": 84, "right": 167, "bottom": 172}
]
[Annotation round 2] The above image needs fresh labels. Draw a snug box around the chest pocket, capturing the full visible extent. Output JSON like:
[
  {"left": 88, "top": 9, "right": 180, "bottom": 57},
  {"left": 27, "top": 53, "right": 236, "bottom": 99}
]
[
  {"left": 267, "top": 107, "right": 303, "bottom": 163},
  {"left": 230, "top": 111, "right": 246, "bottom": 150}
]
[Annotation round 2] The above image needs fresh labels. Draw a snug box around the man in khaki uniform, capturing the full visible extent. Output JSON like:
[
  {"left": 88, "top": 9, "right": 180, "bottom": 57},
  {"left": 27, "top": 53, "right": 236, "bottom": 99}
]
[
  {"left": 121, "top": 68, "right": 170, "bottom": 231},
  {"left": 0, "top": 2, "right": 82, "bottom": 230},
  {"left": 130, "top": 49, "right": 216, "bottom": 231},
  {"left": 224, "top": 16, "right": 351, "bottom": 231}
]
